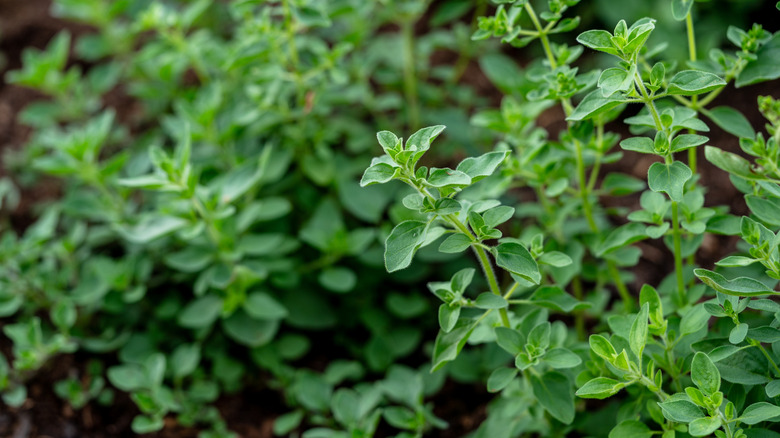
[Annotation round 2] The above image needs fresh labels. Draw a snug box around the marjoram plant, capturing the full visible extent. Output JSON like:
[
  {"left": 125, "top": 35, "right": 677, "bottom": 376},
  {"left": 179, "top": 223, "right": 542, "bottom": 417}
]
[{"left": 363, "top": 1, "right": 780, "bottom": 437}]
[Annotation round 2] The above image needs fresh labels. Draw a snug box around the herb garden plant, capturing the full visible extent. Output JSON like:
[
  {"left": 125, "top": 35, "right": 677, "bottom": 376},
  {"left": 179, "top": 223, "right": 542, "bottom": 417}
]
[{"left": 1, "top": 0, "right": 780, "bottom": 436}]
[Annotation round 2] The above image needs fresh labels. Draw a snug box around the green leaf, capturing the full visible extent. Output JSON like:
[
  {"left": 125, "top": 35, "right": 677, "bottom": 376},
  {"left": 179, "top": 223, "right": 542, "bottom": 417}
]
[
  {"left": 694, "top": 269, "right": 777, "bottom": 297},
  {"left": 705, "top": 106, "right": 755, "bottom": 139},
  {"left": 609, "top": 420, "right": 654, "bottom": 438},
  {"left": 318, "top": 267, "right": 357, "bottom": 293},
  {"left": 670, "top": 134, "right": 708, "bottom": 153},
  {"left": 431, "top": 319, "right": 478, "bottom": 371},
  {"left": 170, "top": 344, "right": 200, "bottom": 379},
  {"left": 576, "top": 30, "right": 620, "bottom": 57},
  {"left": 620, "top": 136, "right": 655, "bottom": 154},
  {"left": 360, "top": 162, "right": 399, "bottom": 187},
  {"left": 538, "top": 251, "right": 573, "bottom": 267},
  {"left": 595, "top": 222, "right": 647, "bottom": 256},
  {"left": 629, "top": 303, "right": 649, "bottom": 361},
  {"left": 164, "top": 246, "right": 214, "bottom": 272},
  {"left": 567, "top": 90, "right": 624, "bottom": 121},
  {"left": 119, "top": 215, "right": 188, "bottom": 244},
  {"left": 740, "top": 402, "right": 780, "bottom": 425},
  {"left": 659, "top": 399, "right": 705, "bottom": 423},
  {"left": 487, "top": 368, "right": 518, "bottom": 393},
  {"left": 705, "top": 146, "right": 762, "bottom": 180},
  {"left": 495, "top": 242, "right": 541, "bottom": 284},
  {"left": 528, "top": 322, "right": 551, "bottom": 350},
  {"left": 456, "top": 150, "right": 509, "bottom": 182},
  {"left": 666, "top": 70, "right": 726, "bottom": 96},
  {"left": 107, "top": 364, "right": 147, "bottom": 392},
  {"left": 576, "top": 377, "right": 624, "bottom": 399},
  {"left": 589, "top": 335, "right": 617, "bottom": 361},
  {"left": 178, "top": 295, "right": 224, "bottom": 329},
  {"left": 530, "top": 286, "right": 590, "bottom": 312},
  {"left": 384, "top": 221, "right": 429, "bottom": 272},
  {"left": 222, "top": 310, "right": 279, "bottom": 347},
  {"left": 427, "top": 168, "right": 472, "bottom": 187},
  {"left": 377, "top": 130, "right": 400, "bottom": 154},
  {"left": 688, "top": 416, "right": 721, "bottom": 437},
  {"left": 530, "top": 371, "right": 575, "bottom": 424},
  {"left": 544, "top": 348, "right": 582, "bottom": 369},
  {"left": 648, "top": 161, "right": 692, "bottom": 202},
  {"left": 495, "top": 327, "right": 524, "bottom": 355},
  {"left": 474, "top": 293, "right": 508, "bottom": 309},
  {"left": 438, "top": 304, "right": 460, "bottom": 333},
  {"left": 680, "top": 304, "right": 710, "bottom": 335},
  {"left": 729, "top": 323, "right": 749, "bottom": 344},
  {"left": 691, "top": 352, "right": 721, "bottom": 396},
  {"left": 766, "top": 380, "right": 780, "bottom": 398},
  {"left": 671, "top": 0, "right": 694, "bottom": 21},
  {"left": 274, "top": 411, "right": 304, "bottom": 436},
  {"left": 244, "top": 292, "right": 288, "bottom": 320},
  {"left": 439, "top": 233, "right": 472, "bottom": 253},
  {"left": 598, "top": 67, "right": 633, "bottom": 97},
  {"left": 602, "top": 173, "right": 646, "bottom": 195},
  {"left": 746, "top": 195, "right": 780, "bottom": 227},
  {"left": 132, "top": 415, "right": 164, "bottom": 434},
  {"left": 716, "top": 256, "right": 758, "bottom": 267},
  {"left": 737, "top": 33, "right": 780, "bottom": 87},
  {"left": 483, "top": 206, "right": 515, "bottom": 228}
]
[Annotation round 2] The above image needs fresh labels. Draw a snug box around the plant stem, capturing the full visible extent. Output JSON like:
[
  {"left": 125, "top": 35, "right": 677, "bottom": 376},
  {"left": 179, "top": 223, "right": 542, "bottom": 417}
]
[
  {"left": 523, "top": 3, "right": 556, "bottom": 69},
  {"left": 686, "top": 12, "right": 699, "bottom": 176},
  {"left": 446, "top": 214, "right": 511, "bottom": 328},
  {"left": 607, "top": 261, "right": 634, "bottom": 312},
  {"left": 571, "top": 277, "right": 586, "bottom": 340},
  {"left": 670, "top": 202, "right": 686, "bottom": 305},
  {"left": 750, "top": 338, "right": 780, "bottom": 377},
  {"left": 401, "top": 18, "right": 421, "bottom": 131}
]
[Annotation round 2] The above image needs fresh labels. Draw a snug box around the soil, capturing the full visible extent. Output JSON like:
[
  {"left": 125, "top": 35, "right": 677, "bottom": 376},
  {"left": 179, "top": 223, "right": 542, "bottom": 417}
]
[{"left": 0, "top": 1, "right": 778, "bottom": 437}]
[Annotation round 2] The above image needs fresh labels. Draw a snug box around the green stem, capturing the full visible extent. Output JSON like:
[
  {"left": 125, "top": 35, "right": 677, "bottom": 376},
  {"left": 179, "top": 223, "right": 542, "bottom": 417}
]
[
  {"left": 686, "top": 12, "right": 699, "bottom": 176},
  {"left": 751, "top": 338, "right": 780, "bottom": 377},
  {"left": 401, "top": 18, "right": 421, "bottom": 131},
  {"left": 670, "top": 202, "right": 686, "bottom": 305},
  {"left": 571, "top": 277, "right": 586, "bottom": 340},
  {"left": 447, "top": 214, "right": 511, "bottom": 328},
  {"left": 523, "top": 2, "right": 556, "bottom": 69},
  {"left": 608, "top": 261, "right": 634, "bottom": 312}
]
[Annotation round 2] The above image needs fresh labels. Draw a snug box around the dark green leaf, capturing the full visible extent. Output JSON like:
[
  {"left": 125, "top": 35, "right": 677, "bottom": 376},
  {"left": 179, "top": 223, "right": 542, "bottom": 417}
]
[
  {"left": 659, "top": 399, "right": 705, "bottom": 423},
  {"left": 544, "top": 348, "right": 582, "bottom": 369},
  {"left": 487, "top": 368, "right": 518, "bottom": 393},
  {"left": 474, "top": 293, "right": 508, "bottom": 309},
  {"left": 222, "top": 310, "right": 279, "bottom": 347},
  {"left": 737, "top": 33, "right": 780, "bottom": 87},
  {"left": 695, "top": 269, "right": 777, "bottom": 297},
  {"left": 431, "top": 319, "right": 478, "bottom": 371},
  {"left": 530, "top": 371, "right": 575, "bottom": 424},
  {"left": 530, "top": 286, "right": 589, "bottom": 312},
  {"left": 666, "top": 70, "right": 726, "bottom": 96},
  {"left": 648, "top": 161, "right": 692, "bottom": 202},
  {"left": 496, "top": 242, "right": 541, "bottom": 284},
  {"left": 576, "top": 30, "right": 620, "bottom": 57},
  {"left": 385, "top": 221, "right": 429, "bottom": 272},
  {"left": 609, "top": 420, "right": 653, "bottom": 438},
  {"left": 740, "top": 402, "right": 780, "bottom": 425},
  {"left": 567, "top": 90, "right": 624, "bottom": 121},
  {"left": 456, "top": 150, "right": 509, "bottom": 182},
  {"left": 691, "top": 352, "right": 721, "bottom": 396},
  {"left": 705, "top": 106, "right": 755, "bottom": 139},
  {"left": 688, "top": 416, "right": 721, "bottom": 437},
  {"left": 576, "top": 377, "right": 624, "bottom": 399},
  {"left": 746, "top": 195, "right": 780, "bottom": 227}
]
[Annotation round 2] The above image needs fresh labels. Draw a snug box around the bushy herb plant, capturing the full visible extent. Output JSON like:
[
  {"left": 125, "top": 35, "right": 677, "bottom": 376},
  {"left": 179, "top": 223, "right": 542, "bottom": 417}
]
[
  {"left": 2, "top": 0, "right": 780, "bottom": 436},
  {"left": 364, "top": 0, "right": 780, "bottom": 437}
]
